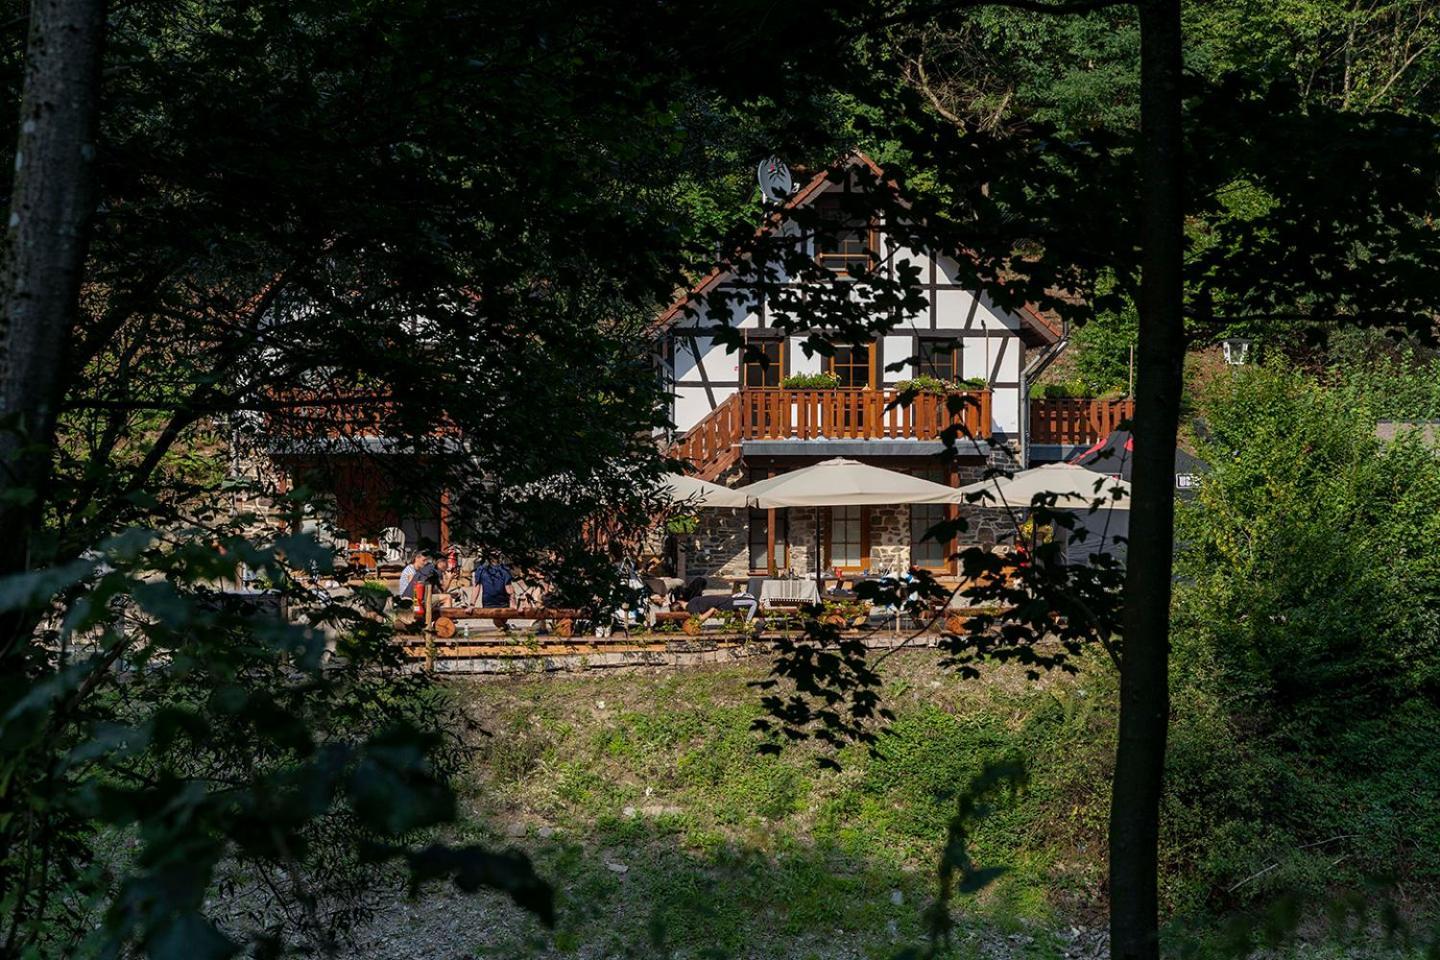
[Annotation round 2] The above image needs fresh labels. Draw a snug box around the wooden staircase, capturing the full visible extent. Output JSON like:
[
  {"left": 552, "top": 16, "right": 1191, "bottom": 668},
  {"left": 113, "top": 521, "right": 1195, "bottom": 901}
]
[{"left": 669, "top": 393, "right": 744, "bottom": 482}]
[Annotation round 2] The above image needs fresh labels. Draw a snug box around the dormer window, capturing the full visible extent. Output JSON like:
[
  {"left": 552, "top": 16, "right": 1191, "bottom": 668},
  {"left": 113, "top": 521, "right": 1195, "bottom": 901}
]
[{"left": 813, "top": 193, "right": 878, "bottom": 276}]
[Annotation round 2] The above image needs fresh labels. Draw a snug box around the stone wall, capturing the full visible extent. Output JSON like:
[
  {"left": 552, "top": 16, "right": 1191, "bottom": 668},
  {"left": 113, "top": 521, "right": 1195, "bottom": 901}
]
[
  {"left": 867, "top": 504, "right": 909, "bottom": 574},
  {"left": 679, "top": 507, "right": 749, "bottom": 581}
]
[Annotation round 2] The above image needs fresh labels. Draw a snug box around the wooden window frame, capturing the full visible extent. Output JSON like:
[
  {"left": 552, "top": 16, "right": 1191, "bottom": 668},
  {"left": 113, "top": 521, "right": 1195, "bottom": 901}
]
[
  {"left": 915, "top": 336, "right": 962, "bottom": 383},
  {"left": 748, "top": 507, "right": 788, "bottom": 576},
  {"left": 747, "top": 467, "right": 788, "bottom": 575},
  {"left": 823, "top": 504, "right": 871, "bottom": 574},
  {"left": 742, "top": 336, "right": 786, "bottom": 389},
  {"left": 909, "top": 466, "right": 958, "bottom": 575},
  {"left": 813, "top": 193, "right": 880, "bottom": 277},
  {"left": 827, "top": 342, "right": 877, "bottom": 390}
]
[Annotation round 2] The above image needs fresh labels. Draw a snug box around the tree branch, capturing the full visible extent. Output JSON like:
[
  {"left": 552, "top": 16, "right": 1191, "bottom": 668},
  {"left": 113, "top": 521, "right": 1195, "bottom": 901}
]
[{"left": 873, "top": 0, "right": 1135, "bottom": 32}]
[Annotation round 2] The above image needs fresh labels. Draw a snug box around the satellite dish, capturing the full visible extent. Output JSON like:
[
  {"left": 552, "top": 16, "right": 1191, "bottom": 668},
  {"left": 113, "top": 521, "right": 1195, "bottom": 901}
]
[{"left": 757, "top": 156, "right": 793, "bottom": 205}]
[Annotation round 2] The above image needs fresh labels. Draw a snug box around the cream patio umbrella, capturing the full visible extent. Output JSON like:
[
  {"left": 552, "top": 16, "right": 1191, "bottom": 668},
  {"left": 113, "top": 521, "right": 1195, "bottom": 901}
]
[
  {"left": 956, "top": 463, "right": 1130, "bottom": 566},
  {"left": 737, "top": 457, "right": 960, "bottom": 508},
  {"left": 735, "top": 457, "right": 962, "bottom": 593},
  {"left": 954, "top": 462, "right": 1130, "bottom": 509},
  {"left": 659, "top": 473, "right": 750, "bottom": 509}
]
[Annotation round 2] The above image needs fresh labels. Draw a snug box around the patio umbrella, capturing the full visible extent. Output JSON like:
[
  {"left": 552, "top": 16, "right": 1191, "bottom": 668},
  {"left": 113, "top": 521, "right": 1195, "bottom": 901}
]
[
  {"left": 659, "top": 473, "right": 749, "bottom": 509},
  {"left": 735, "top": 458, "right": 961, "bottom": 593},
  {"left": 737, "top": 457, "right": 960, "bottom": 509},
  {"left": 955, "top": 462, "right": 1131, "bottom": 510},
  {"left": 957, "top": 463, "right": 1130, "bottom": 566}
]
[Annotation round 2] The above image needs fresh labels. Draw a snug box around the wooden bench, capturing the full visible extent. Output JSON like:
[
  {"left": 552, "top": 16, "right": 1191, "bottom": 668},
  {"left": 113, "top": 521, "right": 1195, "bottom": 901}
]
[{"left": 432, "top": 607, "right": 586, "bottom": 638}]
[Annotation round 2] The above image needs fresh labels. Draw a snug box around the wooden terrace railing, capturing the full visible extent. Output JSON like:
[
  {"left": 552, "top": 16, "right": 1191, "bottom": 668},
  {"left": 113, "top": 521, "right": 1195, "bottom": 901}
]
[
  {"left": 671, "top": 387, "right": 993, "bottom": 481},
  {"left": 1028, "top": 397, "right": 1134, "bottom": 445},
  {"left": 262, "top": 388, "right": 459, "bottom": 442}
]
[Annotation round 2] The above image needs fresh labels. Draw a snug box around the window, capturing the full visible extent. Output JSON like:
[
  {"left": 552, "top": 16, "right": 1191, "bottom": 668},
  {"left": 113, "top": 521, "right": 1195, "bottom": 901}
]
[
  {"left": 814, "top": 194, "right": 877, "bottom": 275},
  {"left": 910, "top": 466, "right": 955, "bottom": 572},
  {"left": 743, "top": 338, "right": 784, "bottom": 388},
  {"left": 826, "top": 505, "right": 867, "bottom": 571},
  {"left": 916, "top": 338, "right": 962, "bottom": 382},
  {"left": 828, "top": 343, "right": 874, "bottom": 389}
]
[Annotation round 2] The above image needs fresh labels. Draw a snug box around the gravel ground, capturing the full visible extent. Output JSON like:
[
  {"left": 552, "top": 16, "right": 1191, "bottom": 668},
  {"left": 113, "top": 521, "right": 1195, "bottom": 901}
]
[{"left": 338, "top": 877, "right": 1112, "bottom": 960}]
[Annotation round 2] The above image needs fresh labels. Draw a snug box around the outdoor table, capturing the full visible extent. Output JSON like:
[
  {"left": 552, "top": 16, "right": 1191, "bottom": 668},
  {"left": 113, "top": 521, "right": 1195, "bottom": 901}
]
[{"left": 758, "top": 578, "right": 820, "bottom": 609}]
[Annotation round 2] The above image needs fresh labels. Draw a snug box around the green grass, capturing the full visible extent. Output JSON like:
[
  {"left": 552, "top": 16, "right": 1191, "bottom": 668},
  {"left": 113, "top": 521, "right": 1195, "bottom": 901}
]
[
  {"left": 440, "top": 651, "right": 1437, "bottom": 959},
  {"left": 446, "top": 653, "right": 1110, "bottom": 958}
]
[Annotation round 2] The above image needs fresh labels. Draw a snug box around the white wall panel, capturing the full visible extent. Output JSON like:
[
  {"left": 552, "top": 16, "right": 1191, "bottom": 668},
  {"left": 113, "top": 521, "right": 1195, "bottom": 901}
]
[
  {"left": 991, "top": 386, "right": 1021, "bottom": 435},
  {"left": 788, "top": 339, "right": 823, "bottom": 375},
  {"left": 673, "top": 387, "right": 712, "bottom": 433},
  {"left": 882, "top": 335, "right": 914, "bottom": 385}
]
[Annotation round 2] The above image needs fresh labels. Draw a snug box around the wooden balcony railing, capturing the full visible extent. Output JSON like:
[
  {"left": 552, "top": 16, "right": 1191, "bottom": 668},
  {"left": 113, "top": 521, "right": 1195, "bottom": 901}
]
[
  {"left": 1028, "top": 397, "right": 1134, "bottom": 445},
  {"left": 262, "top": 388, "right": 458, "bottom": 442},
  {"left": 671, "top": 388, "right": 993, "bottom": 481},
  {"left": 739, "top": 388, "right": 992, "bottom": 442}
]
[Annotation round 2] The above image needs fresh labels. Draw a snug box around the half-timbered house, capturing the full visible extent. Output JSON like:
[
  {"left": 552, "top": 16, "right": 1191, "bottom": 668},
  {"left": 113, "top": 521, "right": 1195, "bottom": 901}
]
[{"left": 658, "top": 152, "right": 1087, "bottom": 580}]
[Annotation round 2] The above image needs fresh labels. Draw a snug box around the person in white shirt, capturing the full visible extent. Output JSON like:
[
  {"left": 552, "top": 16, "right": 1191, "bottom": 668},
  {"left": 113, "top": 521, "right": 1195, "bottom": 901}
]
[{"left": 397, "top": 551, "right": 427, "bottom": 599}]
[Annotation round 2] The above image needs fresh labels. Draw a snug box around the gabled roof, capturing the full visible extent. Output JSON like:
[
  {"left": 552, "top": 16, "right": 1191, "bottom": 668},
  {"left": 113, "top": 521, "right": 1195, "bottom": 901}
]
[{"left": 652, "top": 150, "right": 1063, "bottom": 346}]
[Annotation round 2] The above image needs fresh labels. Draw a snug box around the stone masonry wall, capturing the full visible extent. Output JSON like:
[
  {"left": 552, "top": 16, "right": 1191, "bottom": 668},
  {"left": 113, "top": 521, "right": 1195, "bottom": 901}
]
[{"left": 680, "top": 507, "right": 749, "bottom": 581}]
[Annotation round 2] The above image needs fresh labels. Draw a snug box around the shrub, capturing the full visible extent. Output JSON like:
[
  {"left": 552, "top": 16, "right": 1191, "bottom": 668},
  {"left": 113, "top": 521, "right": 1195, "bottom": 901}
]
[
  {"left": 781, "top": 371, "right": 841, "bottom": 389},
  {"left": 1164, "top": 361, "right": 1440, "bottom": 904},
  {"left": 895, "top": 374, "right": 988, "bottom": 394},
  {"left": 1037, "top": 379, "right": 1099, "bottom": 399}
]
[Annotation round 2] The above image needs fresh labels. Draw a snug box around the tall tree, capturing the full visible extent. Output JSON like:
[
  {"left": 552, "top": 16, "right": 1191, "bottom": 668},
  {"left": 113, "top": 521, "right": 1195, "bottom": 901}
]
[
  {"left": 0, "top": 0, "right": 105, "bottom": 608},
  {"left": 1110, "top": 2, "right": 1183, "bottom": 958},
  {"left": 0, "top": 1, "right": 867, "bottom": 952}
]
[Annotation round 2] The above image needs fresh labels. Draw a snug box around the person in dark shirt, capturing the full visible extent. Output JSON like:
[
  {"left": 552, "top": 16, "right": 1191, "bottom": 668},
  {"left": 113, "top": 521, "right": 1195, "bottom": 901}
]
[
  {"left": 414, "top": 558, "right": 444, "bottom": 592},
  {"left": 471, "top": 561, "right": 514, "bottom": 609}
]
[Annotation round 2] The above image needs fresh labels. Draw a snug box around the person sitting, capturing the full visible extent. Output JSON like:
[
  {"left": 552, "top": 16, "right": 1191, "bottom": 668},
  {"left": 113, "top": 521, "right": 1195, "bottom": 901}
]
[
  {"left": 418, "top": 555, "right": 445, "bottom": 591},
  {"left": 397, "top": 551, "right": 426, "bottom": 600},
  {"left": 685, "top": 580, "right": 759, "bottom": 626},
  {"left": 471, "top": 559, "right": 515, "bottom": 610}
]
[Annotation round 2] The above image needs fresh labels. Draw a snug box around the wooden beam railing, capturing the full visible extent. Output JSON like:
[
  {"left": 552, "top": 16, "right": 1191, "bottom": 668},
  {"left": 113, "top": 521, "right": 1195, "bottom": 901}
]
[
  {"left": 1029, "top": 397, "right": 1134, "bottom": 445},
  {"left": 671, "top": 388, "right": 993, "bottom": 480},
  {"left": 738, "top": 388, "right": 992, "bottom": 442},
  {"left": 668, "top": 392, "right": 743, "bottom": 481}
]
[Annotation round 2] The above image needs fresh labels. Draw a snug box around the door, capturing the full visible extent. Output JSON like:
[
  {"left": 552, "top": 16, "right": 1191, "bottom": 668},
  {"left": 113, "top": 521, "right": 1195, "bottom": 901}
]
[{"left": 827, "top": 343, "right": 875, "bottom": 435}]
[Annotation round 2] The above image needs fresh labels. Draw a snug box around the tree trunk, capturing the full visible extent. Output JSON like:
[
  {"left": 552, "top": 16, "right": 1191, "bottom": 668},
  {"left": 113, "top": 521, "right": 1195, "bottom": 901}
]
[
  {"left": 1109, "top": 1, "right": 1184, "bottom": 959},
  {"left": 0, "top": 0, "right": 105, "bottom": 600}
]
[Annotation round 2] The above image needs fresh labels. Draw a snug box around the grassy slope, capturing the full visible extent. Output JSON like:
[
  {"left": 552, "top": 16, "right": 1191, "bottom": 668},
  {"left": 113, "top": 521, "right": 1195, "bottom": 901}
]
[{"left": 444, "top": 651, "right": 1117, "bottom": 959}]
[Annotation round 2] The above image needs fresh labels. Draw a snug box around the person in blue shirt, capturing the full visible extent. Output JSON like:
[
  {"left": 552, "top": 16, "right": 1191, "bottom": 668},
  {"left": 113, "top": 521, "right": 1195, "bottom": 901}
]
[{"left": 471, "top": 560, "right": 514, "bottom": 609}]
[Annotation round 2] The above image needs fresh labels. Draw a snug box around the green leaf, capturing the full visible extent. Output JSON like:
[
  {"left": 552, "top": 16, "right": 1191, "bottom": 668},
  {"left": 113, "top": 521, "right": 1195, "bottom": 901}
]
[
  {"left": 146, "top": 911, "right": 237, "bottom": 960},
  {"left": 0, "top": 559, "right": 97, "bottom": 612}
]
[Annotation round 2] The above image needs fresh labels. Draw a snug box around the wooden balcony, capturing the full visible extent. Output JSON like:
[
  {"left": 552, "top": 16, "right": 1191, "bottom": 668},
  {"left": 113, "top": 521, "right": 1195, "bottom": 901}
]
[
  {"left": 1029, "top": 397, "right": 1134, "bottom": 445},
  {"left": 262, "top": 388, "right": 458, "bottom": 443},
  {"left": 672, "top": 387, "right": 992, "bottom": 480}
]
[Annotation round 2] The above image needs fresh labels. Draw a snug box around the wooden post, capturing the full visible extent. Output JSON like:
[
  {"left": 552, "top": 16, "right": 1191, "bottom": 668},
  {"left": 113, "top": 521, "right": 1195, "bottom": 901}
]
[
  {"left": 766, "top": 508, "right": 777, "bottom": 575},
  {"left": 439, "top": 489, "right": 451, "bottom": 551}
]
